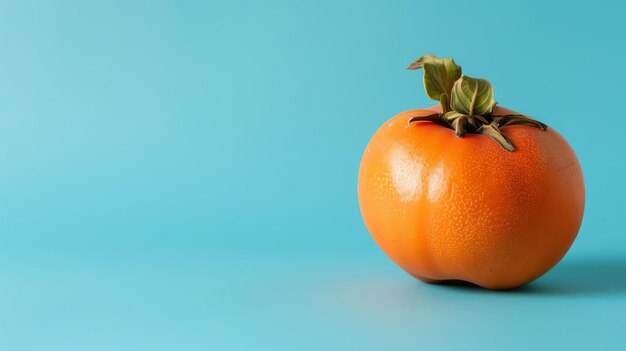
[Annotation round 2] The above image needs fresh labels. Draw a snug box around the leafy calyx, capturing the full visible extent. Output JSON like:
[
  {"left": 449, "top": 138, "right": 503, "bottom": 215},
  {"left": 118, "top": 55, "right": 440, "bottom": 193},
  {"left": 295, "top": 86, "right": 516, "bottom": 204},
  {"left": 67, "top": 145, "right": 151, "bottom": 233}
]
[{"left": 406, "top": 55, "right": 547, "bottom": 151}]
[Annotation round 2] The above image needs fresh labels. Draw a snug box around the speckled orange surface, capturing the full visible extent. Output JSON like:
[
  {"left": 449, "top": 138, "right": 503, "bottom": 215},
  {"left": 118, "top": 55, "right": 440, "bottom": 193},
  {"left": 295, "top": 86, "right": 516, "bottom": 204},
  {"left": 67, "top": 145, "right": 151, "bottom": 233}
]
[{"left": 358, "top": 106, "right": 585, "bottom": 289}]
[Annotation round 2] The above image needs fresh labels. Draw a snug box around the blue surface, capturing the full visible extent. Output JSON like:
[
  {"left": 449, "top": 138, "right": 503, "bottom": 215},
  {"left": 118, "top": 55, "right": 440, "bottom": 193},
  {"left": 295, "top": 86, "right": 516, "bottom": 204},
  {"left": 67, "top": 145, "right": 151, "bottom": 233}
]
[{"left": 0, "top": 0, "right": 625, "bottom": 349}]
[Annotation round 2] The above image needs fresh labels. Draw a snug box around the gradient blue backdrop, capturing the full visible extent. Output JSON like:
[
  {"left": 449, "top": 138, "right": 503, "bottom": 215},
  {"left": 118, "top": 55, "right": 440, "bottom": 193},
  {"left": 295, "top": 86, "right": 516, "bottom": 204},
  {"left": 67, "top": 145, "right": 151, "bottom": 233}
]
[{"left": 0, "top": 0, "right": 624, "bottom": 350}]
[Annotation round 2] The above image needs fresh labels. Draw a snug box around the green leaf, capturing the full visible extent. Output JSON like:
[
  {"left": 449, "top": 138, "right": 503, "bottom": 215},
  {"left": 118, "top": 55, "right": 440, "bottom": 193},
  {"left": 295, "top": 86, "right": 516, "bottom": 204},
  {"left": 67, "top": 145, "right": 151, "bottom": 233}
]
[
  {"left": 450, "top": 75, "right": 496, "bottom": 116},
  {"left": 479, "top": 124, "right": 515, "bottom": 151},
  {"left": 493, "top": 114, "right": 547, "bottom": 130},
  {"left": 443, "top": 111, "right": 465, "bottom": 122},
  {"left": 439, "top": 93, "right": 449, "bottom": 113},
  {"left": 407, "top": 55, "right": 462, "bottom": 103}
]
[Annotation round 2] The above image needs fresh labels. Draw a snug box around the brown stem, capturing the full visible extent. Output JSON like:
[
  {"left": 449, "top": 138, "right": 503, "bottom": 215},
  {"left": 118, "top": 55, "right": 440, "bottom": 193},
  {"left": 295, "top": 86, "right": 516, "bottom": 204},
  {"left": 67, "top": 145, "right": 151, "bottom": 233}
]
[
  {"left": 408, "top": 113, "right": 451, "bottom": 128},
  {"left": 453, "top": 116, "right": 468, "bottom": 137}
]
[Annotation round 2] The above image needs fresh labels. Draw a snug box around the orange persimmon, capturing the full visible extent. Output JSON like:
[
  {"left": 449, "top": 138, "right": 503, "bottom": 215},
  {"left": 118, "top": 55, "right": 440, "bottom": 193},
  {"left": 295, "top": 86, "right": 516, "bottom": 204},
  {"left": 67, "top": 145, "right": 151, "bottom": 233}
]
[{"left": 357, "top": 56, "right": 584, "bottom": 289}]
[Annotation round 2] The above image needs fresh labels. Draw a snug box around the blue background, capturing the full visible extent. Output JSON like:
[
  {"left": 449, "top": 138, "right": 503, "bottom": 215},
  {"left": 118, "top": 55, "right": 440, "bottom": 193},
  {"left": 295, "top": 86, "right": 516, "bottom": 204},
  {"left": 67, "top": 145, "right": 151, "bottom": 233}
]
[{"left": 0, "top": 0, "right": 624, "bottom": 349}]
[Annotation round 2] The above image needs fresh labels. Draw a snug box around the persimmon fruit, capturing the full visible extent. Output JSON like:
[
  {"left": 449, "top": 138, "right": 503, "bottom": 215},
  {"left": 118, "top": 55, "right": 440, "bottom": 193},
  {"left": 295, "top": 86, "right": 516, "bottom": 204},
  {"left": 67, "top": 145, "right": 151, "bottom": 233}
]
[{"left": 357, "top": 55, "right": 585, "bottom": 289}]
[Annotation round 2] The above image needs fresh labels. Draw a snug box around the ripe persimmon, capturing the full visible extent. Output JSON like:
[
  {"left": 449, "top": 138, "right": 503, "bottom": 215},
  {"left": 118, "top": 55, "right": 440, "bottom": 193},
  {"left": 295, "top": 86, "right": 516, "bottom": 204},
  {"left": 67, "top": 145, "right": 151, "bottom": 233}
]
[{"left": 357, "top": 55, "right": 584, "bottom": 289}]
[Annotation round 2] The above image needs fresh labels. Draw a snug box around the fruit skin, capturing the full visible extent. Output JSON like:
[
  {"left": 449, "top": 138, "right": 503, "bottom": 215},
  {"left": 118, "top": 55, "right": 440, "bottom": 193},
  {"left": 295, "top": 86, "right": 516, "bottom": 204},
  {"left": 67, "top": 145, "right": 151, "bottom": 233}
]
[{"left": 358, "top": 106, "right": 585, "bottom": 289}]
